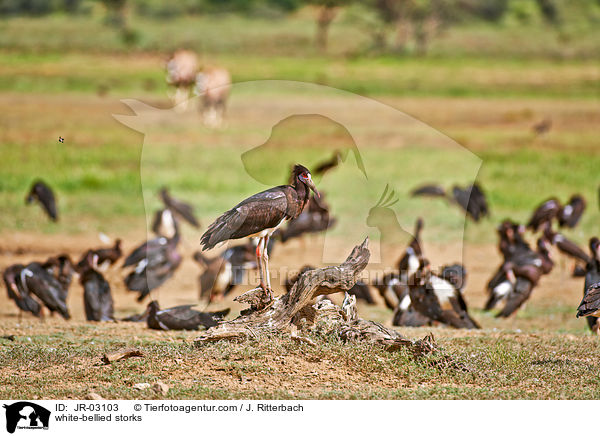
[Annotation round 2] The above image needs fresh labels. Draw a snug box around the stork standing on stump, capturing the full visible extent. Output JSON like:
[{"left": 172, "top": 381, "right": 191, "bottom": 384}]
[{"left": 200, "top": 164, "right": 319, "bottom": 302}]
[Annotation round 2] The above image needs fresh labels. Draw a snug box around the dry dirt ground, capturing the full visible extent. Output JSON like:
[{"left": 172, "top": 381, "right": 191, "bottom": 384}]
[{"left": 1, "top": 231, "right": 596, "bottom": 400}]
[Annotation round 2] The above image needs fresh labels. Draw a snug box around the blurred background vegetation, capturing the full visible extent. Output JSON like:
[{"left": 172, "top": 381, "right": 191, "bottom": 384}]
[
  {"left": 0, "top": 0, "right": 599, "bottom": 58},
  {"left": 0, "top": 0, "right": 598, "bottom": 241}
]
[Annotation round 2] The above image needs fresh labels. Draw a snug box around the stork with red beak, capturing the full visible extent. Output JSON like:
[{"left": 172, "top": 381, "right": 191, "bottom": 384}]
[{"left": 200, "top": 164, "right": 319, "bottom": 301}]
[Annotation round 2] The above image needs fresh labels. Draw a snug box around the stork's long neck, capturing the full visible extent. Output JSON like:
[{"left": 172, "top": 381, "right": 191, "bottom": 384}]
[{"left": 293, "top": 181, "right": 310, "bottom": 217}]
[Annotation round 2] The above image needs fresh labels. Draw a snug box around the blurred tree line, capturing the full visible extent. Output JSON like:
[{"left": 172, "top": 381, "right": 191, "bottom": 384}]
[{"left": 1, "top": 0, "right": 599, "bottom": 54}]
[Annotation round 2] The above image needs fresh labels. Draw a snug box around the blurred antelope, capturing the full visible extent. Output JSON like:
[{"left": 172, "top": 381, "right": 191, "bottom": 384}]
[
  {"left": 194, "top": 67, "right": 231, "bottom": 128},
  {"left": 165, "top": 49, "right": 199, "bottom": 112}
]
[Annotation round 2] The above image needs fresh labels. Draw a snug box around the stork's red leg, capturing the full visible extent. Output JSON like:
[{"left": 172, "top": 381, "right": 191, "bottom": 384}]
[
  {"left": 263, "top": 235, "right": 273, "bottom": 299},
  {"left": 256, "top": 237, "right": 266, "bottom": 290}
]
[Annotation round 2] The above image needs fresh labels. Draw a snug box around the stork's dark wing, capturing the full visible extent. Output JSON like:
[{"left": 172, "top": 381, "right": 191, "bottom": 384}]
[
  {"left": 157, "top": 304, "right": 198, "bottom": 319},
  {"left": 3, "top": 266, "right": 42, "bottom": 317},
  {"left": 163, "top": 192, "right": 200, "bottom": 228},
  {"left": 313, "top": 151, "right": 341, "bottom": 176},
  {"left": 94, "top": 247, "right": 122, "bottom": 266},
  {"left": 558, "top": 195, "right": 586, "bottom": 228},
  {"left": 451, "top": 291, "right": 480, "bottom": 329},
  {"left": 23, "top": 264, "right": 70, "bottom": 319},
  {"left": 132, "top": 254, "right": 181, "bottom": 301},
  {"left": 411, "top": 184, "right": 446, "bottom": 197},
  {"left": 83, "top": 272, "right": 113, "bottom": 321},
  {"left": 577, "top": 282, "right": 600, "bottom": 318},
  {"left": 527, "top": 198, "right": 560, "bottom": 231},
  {"left": 209, "top": 308, "right": 230, "bottom": 319},
  {"left": 471, "top": 184, "right": 489, "bottom": 218},
  {"left": 27, "top": 181, "right": 58, "bottom": 221},
  {"left": 84, "top": 280, "right": 103, "bottom": 321},
  {"left": 225, "top": 244, "right": 256, "bottom": 268},
  {"left": 496, "top": 278, "right": 533, "bottom": 318},
  {"left": 123, "top": 237, "right": 167, "bottom": 267},
  {"left": 451, "top": 186, "right": 470, "bottom": 212},
  {"left": 451, "top": 185, "right": 482, "bottom": 221},
  {"left": 201, "top": 187, "right": 290, "bottom": 250},
  {"left": 486, "top": 265, "right": 508, "bottom": 294},
  {"left": 554, "top": 234, "right": 590, "bottom": 264},
  {"left": 426, "top": 277, "right": 479, "bottom": 329},
  {"left": 393, "top": 305, "right": 432, "bottom": 327},
  {"left": 151, "top": 209, "right": 163, "bottom": 236},
  {"left": 348, "top": 281, "right": 375, "bottom": 305},
  {"left": 155, "top": 305, "right": 226, "bottom": 330}
]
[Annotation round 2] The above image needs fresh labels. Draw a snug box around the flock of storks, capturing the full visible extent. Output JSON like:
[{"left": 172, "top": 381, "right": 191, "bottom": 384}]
[{"left": 5, "top": 152, "right": 600, "bottom": 334}]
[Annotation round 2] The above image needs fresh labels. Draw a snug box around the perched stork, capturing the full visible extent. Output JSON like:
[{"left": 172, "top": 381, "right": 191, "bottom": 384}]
[
  {"left": 201, "top": 164, "right": 319, "bottom": 301},
  {"left": 25, "top": 180, "right": 58, "bottom": 221}
]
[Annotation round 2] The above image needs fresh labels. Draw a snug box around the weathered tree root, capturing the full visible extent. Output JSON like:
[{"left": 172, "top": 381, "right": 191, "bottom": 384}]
[{"left": 194, "top": 238, "right": 467, "bottom": 371}]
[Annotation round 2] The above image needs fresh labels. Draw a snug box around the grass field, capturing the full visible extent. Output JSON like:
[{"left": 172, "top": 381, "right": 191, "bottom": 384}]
[
  {"left": 1, "top": 234, "right": 599, "bottom": 400},
  {"left": 0, "top": 10, "right": 599, "bottom": 400}
]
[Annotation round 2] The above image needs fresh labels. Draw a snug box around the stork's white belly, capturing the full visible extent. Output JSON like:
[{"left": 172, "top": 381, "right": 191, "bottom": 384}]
[
  {"left": 493, "top": 281, "right": 512, "bottom": 298},
  {"left": 215, "top": 263, "right": 233, "bottom": 292},
  {"left": 399, "top": 294, "right": 411, "bottom": 311},
  {"left": 430, "top": 276, "right": 455, "bottom": 303}
]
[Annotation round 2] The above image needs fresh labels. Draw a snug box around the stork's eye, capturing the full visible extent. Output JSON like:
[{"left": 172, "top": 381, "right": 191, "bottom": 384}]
[{"left": 301, "top": 172, "right": 307, "bottom": 178}]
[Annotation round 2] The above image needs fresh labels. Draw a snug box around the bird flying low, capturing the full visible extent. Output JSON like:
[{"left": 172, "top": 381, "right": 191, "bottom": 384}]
[
  {"left": 411, "top": 182, "right": 489, "bottom": 222},
  {"left": 25, "top": 180, "right": 58, "bottom": 221}
]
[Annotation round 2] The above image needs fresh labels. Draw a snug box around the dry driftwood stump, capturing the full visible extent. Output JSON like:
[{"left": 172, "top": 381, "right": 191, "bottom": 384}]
[
  {"left": 101, "top": 347, "right": 143, "bottom": 365},
  {"left": 194, "top": 238, "right": 463, "bottom": 367}
]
